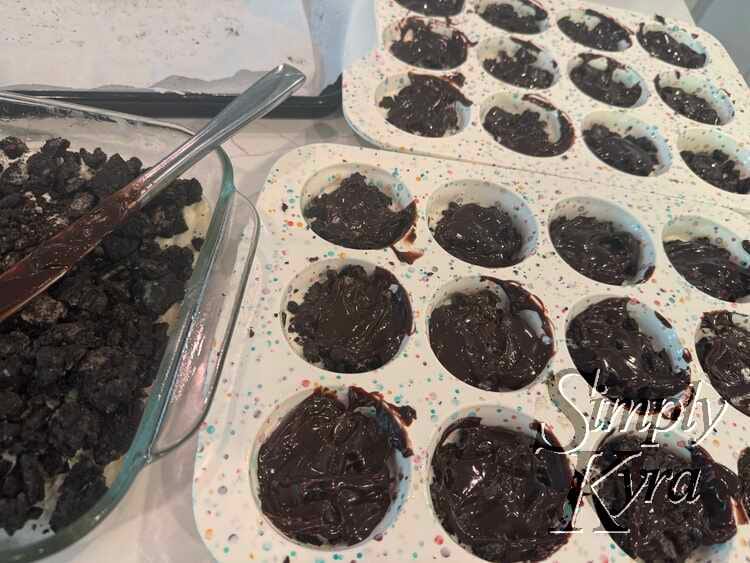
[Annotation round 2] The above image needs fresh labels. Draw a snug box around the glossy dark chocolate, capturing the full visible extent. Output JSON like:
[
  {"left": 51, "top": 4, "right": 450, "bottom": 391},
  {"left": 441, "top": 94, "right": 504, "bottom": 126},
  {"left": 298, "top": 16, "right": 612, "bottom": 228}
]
[
  {"left": 479, "top": 0, "right": 548, "bottom": 34},
  {"left": 681, "top": 150, "right": 750, "bottom": 194},
  {"left": 257, "top": 387, "right": 415, "bottom": 546},
  {"left": 304, "top": 173, "right": 416, "bottom": 249},
  {"left": 583, "top": 124, "right": 659, "bottom": 176},
  {"left": 429, "top": 280, "right": 553, "bottom": 391},
  {"left": 433, "top": 202, "right": 523, "bottom": 267},
  {"left": 594, "top": 434, "right": 736, "bottom": 561},
  {"left": 697, "top": 311, "right": 750, "bottom": 416},
  {"left": 558, "top": 9, "right": 632, "bottom": 51},
  {"left": 483, "top": 96, "right": 573, "bottom": 157},
  {"left": 550, "top": 215, "right": 641, "bottom": 285},
  {"left": 567, "top": 297, "right": 690, "bottom": 403},
  {"left": 739, "top": 447, "right": 750, "bottom": 518},
  {"left": 637, "top": 24, "right": 706, "bottom": 68},
  {"left": 656, "top": 75, "right": 720, "bottom": 124},
  {"left": 395, "top": 0, "right": 463, "bottom": 16},
  {"left": 287, "top": 265, "right": 412, "bottom": 373},
  {"left": 389, "top": 17, "right": 471, "bottom": 70},
  {"left": 569, "top": 54, "right": 642, "bottom": 107},
  {"left": 483, "top": 38, "right": 556, "bottom": 89},
  {"left": 380, "top": 73, "right": 472, "bottom": 137},
  {"left": 430, "top": 417, "right": 572, "bottom": 562},
  {"left": 664, "top": 237, "right": 750, "bottom": 301}
]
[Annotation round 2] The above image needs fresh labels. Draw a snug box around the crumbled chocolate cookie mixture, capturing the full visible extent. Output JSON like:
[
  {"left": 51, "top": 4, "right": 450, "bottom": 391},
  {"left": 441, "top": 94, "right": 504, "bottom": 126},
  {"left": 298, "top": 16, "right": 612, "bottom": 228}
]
[
  {"left": 655, "top": 75, "right": 720, "bottom": 124},
  {"left": 433, "top": 202, "right": 523, "bottom": 267},
  {"left": 569, "top": 54, "right": 642, "bottom": 107},
  {"left": 479, "top": 0, "right": 548, "bottom": 34},
  {"left": 257, "top": 386, "right": 415, "bottom": 546},
  {"left": 637, "top": 23, "right": 706, "bottom": 68},
  {"left": 431, "top": 417, "right": 572, "bottom": 561},
  {"left": 380, "top": 73, "right": 472, "bottom": 137},
  {"left": 395, "top": 0, "right": 463, "bottom": 17},
  {"left": 594, "top": 434, "right": 736, "bottom": 561},
  {"left": 739, "top": 447, "right": 750, "bottom": 518},
  {"left": 665, "top": 237, "right": 750, "bottom": 301},
  {"left": 389, "top": 17, "right": 472, "bottom": 70},
  {"left": 567, "top": 297, "right": 690, "bottom": 403},
  {"left": 0, "top": 136, "right": 203, "bottom": 535},
  {"left": 583, "top": 124, "right": 660, "bottom": 176},
  {"left": 286, "top": 265, "right": 412, "bottom": 373},
  {"left": 558, "top": 9, "right": 632, "bottom": 51},
  {"left": 681, "top": 149, "right": 750, "bottom": 194},
  {"left": 550, "top": 215, "right": 642, "bottom": 285},
  {"left": 483, "top": 96, "right": 573, "bottom": 157},
  {"left": 483, "top": 38, "right": 556, "bottom": 89},
  {"left": 304, "top": 173, "right": 416, "bottom": 249}
]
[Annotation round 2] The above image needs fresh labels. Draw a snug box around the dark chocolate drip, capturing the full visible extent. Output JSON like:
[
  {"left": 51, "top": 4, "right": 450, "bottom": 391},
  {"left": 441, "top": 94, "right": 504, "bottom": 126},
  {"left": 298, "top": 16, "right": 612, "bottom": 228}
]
[
  {"left": 389, "top": 17, "right": 472, "bottom": 70},
  {"left": 256, "top": 387, "right": 415, "bottom": 547},
  {"left": 304, "top": 173, "right": 416, "bottom": 249},
  {"left": 593, "top": 434, "right": 736, "bottom": 560},
  {"left": 664, "top": 237, "right": 750, "bottom": 302},
  {"left": 380, "top": 73, "right": 473, "bottom": 137},
  {"left": 433, "top": 202, "right": 523, "bottom": 267},
  {"left": 583, "top": 124, "right": 659, "bottom": 176},
  {"left": 395, "top": 0, "right": 464, "bottom": 17},
  {"left": 656, "top": 75, "right": 720, "bottom": 124},
  {"left": 287, "top": 265, "right": 412, "bottom": 373},
  {"left": 428, "top": 279, "right": 553, "bottom": 391},
  {"left": 558, "top": 9, "right": 632, "bottom": 51},
  {"left": 430, "top": 417, "right": 572, "bottom": 561},
  {"left": 483, "top": 38, "right": 556, "bottom": 89},
  {"left": 479, "top": 0, "right": 548, "bottom": 34},
  {"left": 566, "top": 297, "right": 690, "bottom": 403},
  {"left": 483, "top": 96, "right": 573, "bottom": 157},
  {"left": 550, "top": 215, "right": 641, "bottom": 285},
  {"left": 697, "top": 311, "right": 750, "bottom": 416},
  {"left": 681, "top": 150, "right": 750, "bottom": 194},
  {"left": 570, "top": 54, "right": 642, "bottom": 107},
  {"left": 637, "top": 23, "right": 706, "bottom": 68}
]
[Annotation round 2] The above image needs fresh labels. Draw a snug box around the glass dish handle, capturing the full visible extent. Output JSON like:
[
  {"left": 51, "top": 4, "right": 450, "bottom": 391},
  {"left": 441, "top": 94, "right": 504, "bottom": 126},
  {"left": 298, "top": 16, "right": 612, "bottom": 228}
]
[{"left": 147, "top": 190, "right": 260, "bottom": 461}]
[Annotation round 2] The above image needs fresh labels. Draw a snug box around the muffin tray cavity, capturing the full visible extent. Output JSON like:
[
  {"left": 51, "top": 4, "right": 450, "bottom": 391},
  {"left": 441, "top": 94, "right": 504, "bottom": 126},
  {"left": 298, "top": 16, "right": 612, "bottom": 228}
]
[
  {"left": 194, "top": 144, "right": 750, "bottom": 563},
  {"left": 344, "top": 0, "right": 750, "bottom": 212}
]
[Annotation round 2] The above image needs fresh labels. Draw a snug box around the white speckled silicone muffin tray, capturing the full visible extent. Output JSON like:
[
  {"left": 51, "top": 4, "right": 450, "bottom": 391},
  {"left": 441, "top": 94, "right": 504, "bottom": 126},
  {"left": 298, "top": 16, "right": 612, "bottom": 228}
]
[
  {"left": 194, "top": 143, "right": 750, "bottom": 563},
  {"left": 343, "top": 0, "right": 750, "bottom": 212}
]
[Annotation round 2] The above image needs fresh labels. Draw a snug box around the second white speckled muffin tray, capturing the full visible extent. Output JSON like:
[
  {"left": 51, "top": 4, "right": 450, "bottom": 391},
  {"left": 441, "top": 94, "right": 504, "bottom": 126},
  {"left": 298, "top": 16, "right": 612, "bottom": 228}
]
[
  {"left": 194, "top": 143, "right": 750, "bottom": 563},
  {"left": 343, "top": 0, "right": 750, "bottom": 212}
]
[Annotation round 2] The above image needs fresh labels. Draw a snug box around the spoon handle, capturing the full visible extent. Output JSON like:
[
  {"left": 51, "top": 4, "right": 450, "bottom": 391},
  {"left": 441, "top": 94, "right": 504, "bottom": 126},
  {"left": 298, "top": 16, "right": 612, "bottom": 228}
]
[{"left": 0, "top": 64, "right": 305, "bottom": 322}]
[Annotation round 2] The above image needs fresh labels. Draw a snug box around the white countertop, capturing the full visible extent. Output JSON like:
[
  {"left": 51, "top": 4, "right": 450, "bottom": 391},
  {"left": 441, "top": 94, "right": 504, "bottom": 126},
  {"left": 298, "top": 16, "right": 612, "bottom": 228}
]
[{"left": 47, "top": 1, "right": 693, "bottom": 561}]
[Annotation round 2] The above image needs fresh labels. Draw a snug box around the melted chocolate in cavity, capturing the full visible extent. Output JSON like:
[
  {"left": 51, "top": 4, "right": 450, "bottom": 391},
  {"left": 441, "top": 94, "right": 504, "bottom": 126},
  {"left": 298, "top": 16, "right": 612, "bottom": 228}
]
[
  {"left": 567, "top": 297, "right": 690, "bottom": 403},
  {"left": 583, "top": 124, "right": 659, "bottom": 176},
  {"left": 655, "top": 74, "right": 720, "bottom": 124},
  {"left": 429, "top": 280, "right": 553, "bottom": 391},
  {"left": 304, "top": 173, "right": 416, "bottom": 249},
  {"left": 637, "top": 23, "right": 706, "bottom": 69},
  {"left": 665, "top": 238, "right": 750, "bottom": 302},
  {"left": 697, "top": 311, "right": 750, "bottom": 416},
  {"left": 479, "top": 0, "right": 548, "bottom": 34},
  {"left": 287, "top": 265, "right": 412, "bottom": 373},
  {"left": 433, "top": 202, "right": 523, "bottom": 267},
  {"left": 483, "top": 95, "right": 573, "bottom": 157},
  {"left": 257, "top": 387, "right": 415, "bottom": 547},
  {"left": 739, "top": 448, "right": 750, "bottom": 519},
  {"left": 558, "top": 9, "right": 632, "bottom": 52},
  {"left": 569, "top": 54, "right": 642, "bottom": 107},
  {"left": 380, "top": 73, "right": 472, "bottom": 137},
  {"left": 483, "top": 38, "right": 556, "bottom": 89},
  {"left": 681, "top": 150, "right": 750, "bottom": 194},
  {"left": 430, "top": 417, "right": 572, "bottom": 562},
  {"left": 594, "top": 434, "right": 736, "bottom": 561},
  {"left": 550, "top": 215, "right": 641, "bottom": 285},
  {"left": 389, "top": 17, "right": 472, "bottom": 70},
  {"left": 395, "top": 0, "right": 463, "bottom": 16}
]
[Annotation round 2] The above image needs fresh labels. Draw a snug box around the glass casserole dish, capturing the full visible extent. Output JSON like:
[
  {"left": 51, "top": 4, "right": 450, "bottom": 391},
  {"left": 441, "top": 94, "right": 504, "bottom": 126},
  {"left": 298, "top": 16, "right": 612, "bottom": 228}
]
[{"left": 0, "top": 93, "right": 259, "bottom": 561}]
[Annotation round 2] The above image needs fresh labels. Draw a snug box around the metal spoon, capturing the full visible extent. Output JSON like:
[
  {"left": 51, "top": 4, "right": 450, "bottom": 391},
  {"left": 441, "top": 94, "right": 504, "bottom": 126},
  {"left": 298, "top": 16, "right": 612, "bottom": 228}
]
[{"left": 0, "top": 64, "right": 305, "bottom": 322}]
